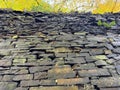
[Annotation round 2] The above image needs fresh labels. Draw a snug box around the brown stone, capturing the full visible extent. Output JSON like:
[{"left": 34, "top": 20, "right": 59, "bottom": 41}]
[
  {"left": 30, "top": 86, "right": 78, "bottom": 90},
  {"left": 48, "top": 65, "right": 76, "bottom": 79},
  {"left": 54, "top": 47, "right": 72, "bottom": 53},
  {"left": 40, "top": 80, "right": 56, "bottom": 86},
  {"left": 57, "top": 78, "right": 89, "bottom": 85}
]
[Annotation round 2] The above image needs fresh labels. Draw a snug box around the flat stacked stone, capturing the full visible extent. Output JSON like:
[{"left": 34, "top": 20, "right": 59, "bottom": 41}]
[{"left": 0, "top": 10, "right": 120, "bottom": 90}]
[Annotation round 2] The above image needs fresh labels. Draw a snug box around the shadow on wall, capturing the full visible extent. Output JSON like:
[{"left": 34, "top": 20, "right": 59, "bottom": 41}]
[{"left": 0, "top": 0, "right": 120, "bottom": 14}]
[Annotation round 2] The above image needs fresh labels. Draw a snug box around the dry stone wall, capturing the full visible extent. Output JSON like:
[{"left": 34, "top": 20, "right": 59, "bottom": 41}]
[
  {"left": 0, "top": 10, "right": 120, "bottom": 90},
  {"left": 0, "top": 10, "right": 120, "bottom": 36}
]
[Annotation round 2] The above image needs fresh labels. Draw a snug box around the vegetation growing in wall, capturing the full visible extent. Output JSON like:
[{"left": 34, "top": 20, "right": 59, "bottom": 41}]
[{"left": 97, "top": 20, "right": 116, "bottom": 28}]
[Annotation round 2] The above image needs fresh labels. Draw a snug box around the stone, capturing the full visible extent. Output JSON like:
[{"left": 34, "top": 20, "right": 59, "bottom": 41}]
[
  {"left": 26, "top": 55, "right": 36, "bottom": 59},
  {"left": 73, "top": 63, "right": 96, "bottom": 70},
  {"left": 13, "top": 58, "right": 26, "bottom": 64},
  {"left": 87, "top": 36, "right": 107, "bottom": 42},
  {"left": 105, "top": 44, "right": 114, "bottom": 50},
  {"left": 48, "top": 65, "right": 76, "bottom": 79},
  {"left": 55, "top": 53, "right": 68, "bottom": 57},
  {"left": 30, "top": 86, "right": 78, "bottom": 90},
  {"left": 85, "top": 56, "right": 96, "bottom": 63},
  {"left": 70, "top": 43, "right": 83, "bottom": 47},
  {"left": 78, "top": 69, "right": 110, "bottom": 77},
  {"left": 80, "top": 49, "right": 90, "bottom": 53},
  {"left": 20, "top": 80, "right": 40, "bottom": 87},
  {"left": 103, "top": 65, "right": 115, "bottom": 69},
  {"left": 13, "top": 74, "right": 33, "bottom": 81},
  {"left": 113, "top": 56, "right": 120, "bottom": 60},
  {"left": 55, "top": 61, "right": 65, "bottom": 66},
  {"left": 53, "top": 47, "right": 72, "bottom": 53},
  {"left": 31, "top": 45, "right": 52, "bottom": 50},
  {"left": 113, "top": 48, "right": 120, "bottom": 54},
  {"left": 74, "top": 32, "right": 87, "bottom": 35},
  {"left": 0, "top": 76, "right": 2, "bottom": 81},
  {"left": 89, "top": 49, "right": 104, "bottom": 55},
  {"left": 40, "top": 80, "right": 56, "bottom": 86},
  {"left": 12, "top": 35, "right": 19, "bottom": 39},
  {"left": 2, "top": 75, "right": 14, "bottom": 81},
  {"left": 34, "top": 72, "right": 48, "bottom": 79},
  {"left": 104, "top": 50, "right": 112, "bottom": 54},
  {"left": 56, "top": 78, "right": 89, "bottom": 85},
  {"left": 82, "top": 84, "right": 95, "bottom": 90},
  {"left": 92, "top": 55, "right": 108, "bottom": 60},
  {"left": 15, "top": 87, "right": 28, "bottom": 90},
  {"left": 107, "top": 54, "right": 117, "bottom": 58},
  {"left": 106, "top": 69, "right": 117, "bottom": 76},
  {"left": 112, "top": 42, "right": 120, "bottom": 46},
  {"left": 100, "top": 88, "right": 120, "bottom": 90},
  {"left": 29, "top": 66, "right": 52, "bottom": 73},
  {"left": 79, "top": 53, "right": 90, "bottom": 57},
  {"left": 85, "top": 43, "right": 104, "bottom": 48},
  {"left": 37, "top": 60, "right": 54, "bottom": 66},
  {"left": 0, "top": 60, "right": 12, "bottom": 67},
  {"left": 0, "top": 82, "right": 17, "bottom": 90},
  {"left": 0, "top": 49, "right": 10, "bottom": 56},
  {"left": 56, "top": 35, "right": 74, "bottom": 41},
  {"left": 39, "top": 53, "right": 54, "bottom": 58},
  {"left": 115, "top": 65, "right": 120, "bottom": 74},
  {"left": 91, "top": 77, "right": 120, "bottom": 88},
  {"left": 51, "top": 42, "right": 71, "bottom": 47},
  {"left": 95, "top": 60, "right": 108, "bottom": 66},
  {"left": 15, "top": 69, "right": 28, "bottom": 74},
  {"left": 65, "top": 57, "right": 86, "bottom": 64}
]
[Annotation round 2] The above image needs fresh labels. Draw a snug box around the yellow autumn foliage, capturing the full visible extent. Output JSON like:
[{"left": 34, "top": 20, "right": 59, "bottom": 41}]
[
  {"left": 93, "top": 0, "right": 120, "bottom": 14},
  {"left": 0, "top": 0, "right": 40, "bottom": 11},
  {"left": 0, "top": 0, "right": 120, "bottom": 14}
]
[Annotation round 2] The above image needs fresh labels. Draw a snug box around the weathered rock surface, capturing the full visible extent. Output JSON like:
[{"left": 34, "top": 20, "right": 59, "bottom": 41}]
[{"left": 0, "top": 10, "right": 120, "bottom": 90}]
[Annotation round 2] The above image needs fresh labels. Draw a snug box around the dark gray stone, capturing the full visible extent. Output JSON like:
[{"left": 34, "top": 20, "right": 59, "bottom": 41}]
[
  {"left": 105, "top": 44, "right": 114, "bottom": 50},
  {"left": 113, "top": 48, "right": 120, "bottom": 54},
  {"left": 115, "top": 65, "right": 120, "bottom": 74},
  {"left": 29, "top": 66, "right": 52, "bottom": 73}
]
